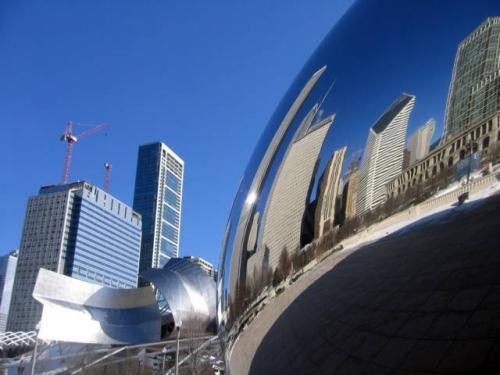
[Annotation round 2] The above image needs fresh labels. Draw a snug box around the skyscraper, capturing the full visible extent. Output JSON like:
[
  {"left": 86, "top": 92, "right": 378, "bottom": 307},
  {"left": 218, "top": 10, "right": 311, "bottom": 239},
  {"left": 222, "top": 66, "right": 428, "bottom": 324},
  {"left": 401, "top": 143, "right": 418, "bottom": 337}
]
[
  {"left": 357, "top": 94, "right": 416, "bottom": 216},
  {"left": 133, "top": 142, "right": 184, "bottom": 275},
  {"left": 314, "top": 146, "right": 347, "bottom": 238},
  {"left": 255, "top": 114, "right": 334, "bottom": 271},
  {"left": 444, "top": 17, "right": 500, "bottom": 138},
  {"left": 183, "top": 256, "right": 217, "bottom": 281},
  {"left": 7, "top": 182, "right": 142, "bottom": 331},
  {"left": 407, "top": 119, "right": 436, "bottom": 165},
  {"left": 0, "top": 250, "right": 18, "bottom": 332},
  {"left": 343, "top": 167, "right": 360, "bottom": 220}
]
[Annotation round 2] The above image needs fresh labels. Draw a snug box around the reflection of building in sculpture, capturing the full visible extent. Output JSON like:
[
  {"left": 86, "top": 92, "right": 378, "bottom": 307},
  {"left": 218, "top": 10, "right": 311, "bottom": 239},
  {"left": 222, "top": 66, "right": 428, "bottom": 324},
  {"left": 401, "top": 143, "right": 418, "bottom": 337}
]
[
  {"left": 356, "top": 94, "right": 416, "bottom": 216},
  {"left": 408, "top": 119, "right": 436, "bottom": 165},
  {"left": 402, "top": 148, "right": 411, "bottom": 170},
  {"left": 228, "top": 66, "right": 327, "bottom": 299},
  {"left": 0, "top": 251, "right": 17, "bottom": 332},
  {"left": 133, "top": 142, "right": 184, "bottom": 273},
  {"left": 444, "top": 17, "right": 500, "bottom": 139},
  {"left": 33, "top": 268, "right": 160, "bottom": 345},
  {"left": 254, "top": 114, "right": 334, "bottom": 272},
  {"left": 343, "top": 167, "right": 360, "bottom": 220},
  {"left": 314, "top": 146, "right": 347, "bottom": 238},
  {"left": 8, "top": 182, "right": 142, "bottom": 332},
  {"left": 387, "top": 111, "right": 500, "bottom": 198}
]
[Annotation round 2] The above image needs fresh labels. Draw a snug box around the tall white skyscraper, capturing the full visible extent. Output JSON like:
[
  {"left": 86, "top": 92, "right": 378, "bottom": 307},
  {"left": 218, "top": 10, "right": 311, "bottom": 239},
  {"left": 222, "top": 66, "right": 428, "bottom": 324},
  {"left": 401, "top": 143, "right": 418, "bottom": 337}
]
[
  {"left": 357, "top": 94, "right": 416, "bottom": 216},
  {"left": 0, "top": 250, "right": 18, "bottom": 332},
  {"left": 133, "top": 142, "right": 184, "bottom": 274},
  {"left": 407, "top": 119, "right": 436, "bottom": 165},
  {"left": 254, "top": 114, "right": 334, "bottom": 271},
  {"left": 314, "top": 146, "right": 347, "bottom": 238}
]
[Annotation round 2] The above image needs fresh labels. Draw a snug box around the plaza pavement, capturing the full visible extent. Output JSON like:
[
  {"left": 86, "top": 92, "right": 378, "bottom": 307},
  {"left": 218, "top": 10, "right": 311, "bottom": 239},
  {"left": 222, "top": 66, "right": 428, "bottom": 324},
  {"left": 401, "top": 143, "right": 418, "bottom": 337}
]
[{"left": 230, "top": 193, "right": 500, "bottom": 374}]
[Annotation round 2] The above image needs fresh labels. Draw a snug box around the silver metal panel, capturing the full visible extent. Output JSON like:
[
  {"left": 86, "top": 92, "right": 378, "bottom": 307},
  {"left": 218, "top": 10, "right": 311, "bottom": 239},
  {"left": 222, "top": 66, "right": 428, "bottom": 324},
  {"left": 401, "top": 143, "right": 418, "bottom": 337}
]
[
  {"left": 33, "top": 268, "right": 161, "bottom": 345},
  {"left": 141, "top": 258, "right": 216, "bottom": 335}
]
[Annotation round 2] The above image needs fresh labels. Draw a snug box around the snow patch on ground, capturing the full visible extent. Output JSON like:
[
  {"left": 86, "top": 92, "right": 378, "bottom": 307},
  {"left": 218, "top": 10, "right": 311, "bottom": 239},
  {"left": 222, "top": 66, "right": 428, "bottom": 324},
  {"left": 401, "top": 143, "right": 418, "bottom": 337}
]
[{"left": 341, "top": 176, "right": 500, "bottom": 253}]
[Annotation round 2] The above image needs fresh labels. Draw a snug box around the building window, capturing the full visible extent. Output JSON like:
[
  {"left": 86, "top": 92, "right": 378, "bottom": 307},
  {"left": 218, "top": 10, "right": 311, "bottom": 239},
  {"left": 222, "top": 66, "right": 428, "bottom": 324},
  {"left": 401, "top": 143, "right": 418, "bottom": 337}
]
[
  {"left": 163, "top": 205, "right": 180, "bottom": 226},
  {"left": 164, "top": 188, "right": 180, "bottom": 210},
  {"left": 161, "top": 239, "right": 177, "bottom": 258},
  {"left": 165, "top": 171, "right": 181, "bottom": 193},
  {"left": 161, "top": 224, "right": 178, "bottom": 243}
]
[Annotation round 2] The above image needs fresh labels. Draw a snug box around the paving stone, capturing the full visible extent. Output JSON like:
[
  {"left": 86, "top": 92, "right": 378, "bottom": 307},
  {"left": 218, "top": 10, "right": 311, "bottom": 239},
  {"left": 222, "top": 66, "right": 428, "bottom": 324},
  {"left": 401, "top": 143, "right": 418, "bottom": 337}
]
[
  {"left": 457, "top": 309, "right": 500, "bottom": 339},
  {"left": 374, "top": 337, "right": 415, "bottom": 368},
  {"left": 400, "top": 340, "right": 451, "bottom": 372},
  {"left": 448, "top": 286, "right": 489, "bottom": 311},
  {"left": 424, "top": 311, "right": 469, "bottom": 339},
  {"left": 479, "top": 285, "right": 500, "bottom": 310},
  {"left": 351, "top": 332, "right": 388, "bottom": 360},
  {"left": 437, "top": 339, "right": 495, "bottom": 372},
  {"left": 397, "top": 312, "right": 438, "bottom": 339}
]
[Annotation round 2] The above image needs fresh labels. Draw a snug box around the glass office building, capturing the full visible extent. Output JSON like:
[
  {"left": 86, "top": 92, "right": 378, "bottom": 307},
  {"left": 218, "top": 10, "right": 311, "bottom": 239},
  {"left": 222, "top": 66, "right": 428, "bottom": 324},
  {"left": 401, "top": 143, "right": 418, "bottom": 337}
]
[
  {"left": 444, "top": 17, "right": 500, "bottom": 138},
  {"left": 133, "top": 142, "right": 184, "bottom": 275},
  {"left": 7, "top": 182, "right": 141, "bottom": 332}
]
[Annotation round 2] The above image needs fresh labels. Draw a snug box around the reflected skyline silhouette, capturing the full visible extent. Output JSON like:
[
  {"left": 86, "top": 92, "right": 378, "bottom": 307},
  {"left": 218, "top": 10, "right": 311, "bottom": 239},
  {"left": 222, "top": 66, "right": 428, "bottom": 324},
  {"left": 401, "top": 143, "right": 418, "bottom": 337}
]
[{"left": 217, "top": 1, "right": 500, "bottom": 373}]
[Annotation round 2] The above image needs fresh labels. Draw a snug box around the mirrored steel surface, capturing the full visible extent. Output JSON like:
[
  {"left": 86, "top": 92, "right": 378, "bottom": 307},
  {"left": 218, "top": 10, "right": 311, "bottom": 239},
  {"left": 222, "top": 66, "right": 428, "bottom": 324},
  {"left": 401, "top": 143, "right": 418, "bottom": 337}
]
[
  {"left": 141, "top": 258, "right": 217, "bottom": 336},
  {"left": 217, "top": 0, "right": 500, "bottom": 372},
  {"left": 33, "top": 268, "right": 161, "bottom": 345}
]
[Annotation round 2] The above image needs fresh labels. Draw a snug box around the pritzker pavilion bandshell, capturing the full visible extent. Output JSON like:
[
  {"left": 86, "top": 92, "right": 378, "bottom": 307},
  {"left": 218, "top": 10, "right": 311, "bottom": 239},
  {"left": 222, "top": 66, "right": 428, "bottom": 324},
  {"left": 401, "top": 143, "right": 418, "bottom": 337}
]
[{"left": 217, "top": 0, "right": 500, "bottom": 373}]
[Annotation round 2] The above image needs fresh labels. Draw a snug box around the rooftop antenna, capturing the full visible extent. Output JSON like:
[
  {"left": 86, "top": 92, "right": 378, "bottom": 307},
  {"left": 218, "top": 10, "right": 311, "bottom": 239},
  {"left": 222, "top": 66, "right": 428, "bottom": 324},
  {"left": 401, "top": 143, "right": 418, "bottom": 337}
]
[{"left": 104, "top": 162, "right": 112, "bottom": 192}]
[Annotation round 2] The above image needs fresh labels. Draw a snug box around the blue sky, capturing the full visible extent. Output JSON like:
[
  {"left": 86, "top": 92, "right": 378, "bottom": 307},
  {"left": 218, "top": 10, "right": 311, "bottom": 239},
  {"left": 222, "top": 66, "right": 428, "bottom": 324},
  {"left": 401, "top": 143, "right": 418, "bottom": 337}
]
[{"left": 0, "top": 0, "right": 353, "bottom": 266}]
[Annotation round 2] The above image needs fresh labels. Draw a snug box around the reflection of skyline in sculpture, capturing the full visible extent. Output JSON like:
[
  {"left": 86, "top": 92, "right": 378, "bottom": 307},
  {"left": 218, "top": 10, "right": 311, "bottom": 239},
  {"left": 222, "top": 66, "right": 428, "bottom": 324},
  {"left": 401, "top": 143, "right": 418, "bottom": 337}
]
[
  {"left": 227, "top": 66, "right": 327, "bottom": 301},
  {"left": 33, "top": 269, "right": 161, "bottom": 345},
  {"left": 356, "top": 94, "right": 416, "bottom": 216},
  {"left": 217, "top": 3, "right": 500, "bottom": 372},
  {"left": 444, "top": 17, "right": 500, "bottom": 139},
  {"left": 407, "top": 118, "right": 436, "bottom": 165},
  {"left": 252, "top": 113, "right": 334, "bottom": 273},
  {"left": 314, "top": 146, "right": 347, "bottom": 238}
]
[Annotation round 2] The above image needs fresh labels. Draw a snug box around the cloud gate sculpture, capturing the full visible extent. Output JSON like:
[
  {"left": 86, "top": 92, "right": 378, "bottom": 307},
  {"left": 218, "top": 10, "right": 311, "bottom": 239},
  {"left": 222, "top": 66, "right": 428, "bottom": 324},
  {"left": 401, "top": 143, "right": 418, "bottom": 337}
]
[{"left": 217, "top": 0, "right": 500, "bottom": 373}]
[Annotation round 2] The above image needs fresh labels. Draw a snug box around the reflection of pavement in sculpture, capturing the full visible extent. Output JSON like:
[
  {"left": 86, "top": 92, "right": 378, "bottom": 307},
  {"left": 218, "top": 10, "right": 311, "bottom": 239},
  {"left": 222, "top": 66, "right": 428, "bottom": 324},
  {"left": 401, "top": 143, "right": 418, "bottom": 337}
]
[
  {"left": 141, "top": 257, "right": 217, "bottom": 335},
  {"left": 33, "top": 269, "right": 161, "bottom": 345},
  {"left": 231, "top": 194, "right": 500, "bottom": 374}
]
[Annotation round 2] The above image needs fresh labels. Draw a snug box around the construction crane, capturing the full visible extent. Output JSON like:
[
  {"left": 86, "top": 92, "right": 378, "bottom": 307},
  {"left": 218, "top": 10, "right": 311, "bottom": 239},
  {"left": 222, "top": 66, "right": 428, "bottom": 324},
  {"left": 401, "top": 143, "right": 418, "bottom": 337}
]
[
  {"left": 104, "top": 162, "right": 112, "bottom": 192},
  {"left": 60, "top": 121, "right": 108, "bottom": 184}
]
